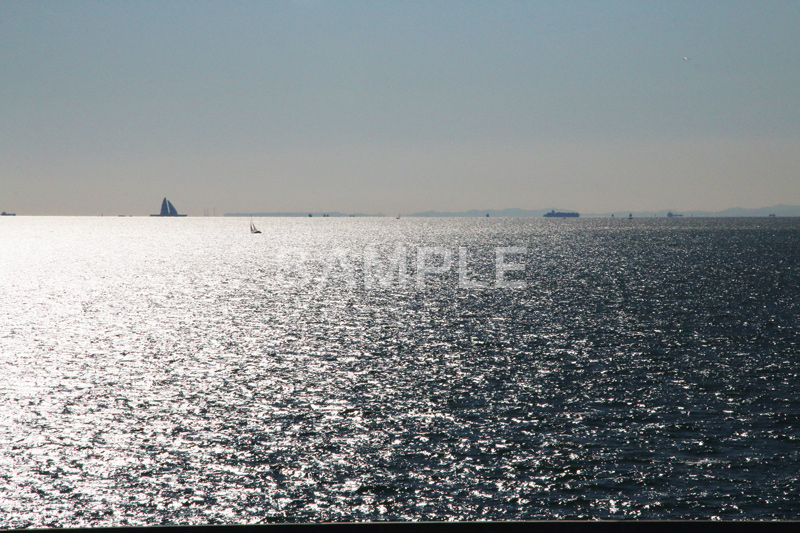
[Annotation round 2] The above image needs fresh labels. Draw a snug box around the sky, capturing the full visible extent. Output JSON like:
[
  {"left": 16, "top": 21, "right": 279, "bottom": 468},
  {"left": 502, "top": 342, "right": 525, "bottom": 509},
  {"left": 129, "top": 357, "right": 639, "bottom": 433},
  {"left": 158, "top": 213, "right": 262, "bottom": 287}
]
[{"left": 2, "top": 0, "right": 799, "bottom": 216}]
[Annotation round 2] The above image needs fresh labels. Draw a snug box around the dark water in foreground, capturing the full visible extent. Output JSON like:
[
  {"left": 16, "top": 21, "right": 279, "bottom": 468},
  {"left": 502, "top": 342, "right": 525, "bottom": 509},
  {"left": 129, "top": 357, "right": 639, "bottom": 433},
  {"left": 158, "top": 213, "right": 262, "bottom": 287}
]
[{"left": 1, "top": 217, "right": 799, "bottom": 526}]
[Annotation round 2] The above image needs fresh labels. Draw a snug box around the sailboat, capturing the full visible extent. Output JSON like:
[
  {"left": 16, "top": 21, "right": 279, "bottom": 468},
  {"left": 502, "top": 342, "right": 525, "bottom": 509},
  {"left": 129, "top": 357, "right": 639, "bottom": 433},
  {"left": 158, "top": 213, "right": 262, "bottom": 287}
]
[
  {"left": 250, "top": 219, "right": 261, "bottom": 234},
  {"left": 150, "top": 197, "right": 187, "bottom": 217}
]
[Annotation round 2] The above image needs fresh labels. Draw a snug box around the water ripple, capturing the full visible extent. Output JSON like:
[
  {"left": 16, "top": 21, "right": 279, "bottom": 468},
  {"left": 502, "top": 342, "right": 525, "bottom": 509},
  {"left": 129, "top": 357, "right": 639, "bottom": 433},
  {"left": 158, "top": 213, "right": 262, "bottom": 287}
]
[{"left": 1, "top": 217, "right": 799, "bottom": 525}]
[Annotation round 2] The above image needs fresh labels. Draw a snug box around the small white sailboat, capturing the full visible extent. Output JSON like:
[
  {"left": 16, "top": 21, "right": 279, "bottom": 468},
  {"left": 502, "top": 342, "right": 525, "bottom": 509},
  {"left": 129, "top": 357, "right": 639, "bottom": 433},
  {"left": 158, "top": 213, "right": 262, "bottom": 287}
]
[{"left": 250, "top": 219, "right": 261, "bottom": 234}]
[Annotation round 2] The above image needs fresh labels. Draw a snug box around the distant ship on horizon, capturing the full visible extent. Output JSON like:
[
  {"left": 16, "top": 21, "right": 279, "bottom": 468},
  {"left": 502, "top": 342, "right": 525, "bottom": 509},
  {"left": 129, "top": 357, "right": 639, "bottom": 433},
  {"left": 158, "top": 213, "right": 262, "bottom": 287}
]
[
  {"left": 151, "top": 197, "right": 187, "bottom": 217},
  {"left": 543, "top": 210, "right": 579, "bottom": 218}
]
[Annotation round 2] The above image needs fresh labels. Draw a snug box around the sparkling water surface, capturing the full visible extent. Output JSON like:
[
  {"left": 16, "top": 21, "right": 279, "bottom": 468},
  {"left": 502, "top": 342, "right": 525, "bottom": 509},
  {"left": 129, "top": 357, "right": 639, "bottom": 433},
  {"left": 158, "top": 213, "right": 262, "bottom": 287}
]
[{"left": 1, "top": 216, "right": 799, "bottom": 526}]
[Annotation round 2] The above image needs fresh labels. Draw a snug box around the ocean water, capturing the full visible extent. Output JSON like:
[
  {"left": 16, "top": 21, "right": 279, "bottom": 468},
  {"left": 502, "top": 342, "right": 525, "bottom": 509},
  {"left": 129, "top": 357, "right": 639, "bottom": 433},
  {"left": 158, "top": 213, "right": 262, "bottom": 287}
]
[{"left": 1, "top": 216, "right": 799, "bottom": 526}]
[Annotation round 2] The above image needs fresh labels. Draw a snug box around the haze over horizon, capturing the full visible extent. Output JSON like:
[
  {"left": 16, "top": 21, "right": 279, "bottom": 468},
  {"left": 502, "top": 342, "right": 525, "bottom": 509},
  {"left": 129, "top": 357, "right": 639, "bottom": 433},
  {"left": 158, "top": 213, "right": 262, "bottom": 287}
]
[{"left": 2, "top": 1, "right": 799, "bottom": 216}]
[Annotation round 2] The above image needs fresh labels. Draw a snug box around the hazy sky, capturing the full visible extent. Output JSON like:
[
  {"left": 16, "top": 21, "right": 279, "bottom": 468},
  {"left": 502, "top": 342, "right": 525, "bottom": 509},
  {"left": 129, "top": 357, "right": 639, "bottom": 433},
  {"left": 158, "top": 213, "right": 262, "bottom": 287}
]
[{"left": 2, "top": 1, "right": 799, "bottom": 215}]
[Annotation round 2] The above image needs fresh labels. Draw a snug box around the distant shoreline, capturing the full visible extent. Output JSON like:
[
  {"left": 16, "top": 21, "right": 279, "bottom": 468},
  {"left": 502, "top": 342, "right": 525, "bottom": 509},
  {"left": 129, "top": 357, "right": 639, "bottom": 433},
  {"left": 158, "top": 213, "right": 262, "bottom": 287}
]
[
  {"left": 4, "top": 205, "right": 798, "bottom": 217},
  {"left": 225, "top": 204, "right": 800, "bottom": 218}
]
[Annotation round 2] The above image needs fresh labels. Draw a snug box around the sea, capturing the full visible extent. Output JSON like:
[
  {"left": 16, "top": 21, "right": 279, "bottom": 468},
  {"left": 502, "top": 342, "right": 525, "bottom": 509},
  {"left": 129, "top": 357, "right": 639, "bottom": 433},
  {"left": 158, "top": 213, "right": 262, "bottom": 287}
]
[{"left": 1, "top": 216, "right": 799, "bottom": 526}]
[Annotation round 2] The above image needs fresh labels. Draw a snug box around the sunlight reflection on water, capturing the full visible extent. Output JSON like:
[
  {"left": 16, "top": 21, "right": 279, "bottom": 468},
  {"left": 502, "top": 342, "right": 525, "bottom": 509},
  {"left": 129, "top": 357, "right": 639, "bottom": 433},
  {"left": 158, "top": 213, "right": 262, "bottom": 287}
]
[{"left": 1, "top": 216, "right": 799, "bottom": 525}]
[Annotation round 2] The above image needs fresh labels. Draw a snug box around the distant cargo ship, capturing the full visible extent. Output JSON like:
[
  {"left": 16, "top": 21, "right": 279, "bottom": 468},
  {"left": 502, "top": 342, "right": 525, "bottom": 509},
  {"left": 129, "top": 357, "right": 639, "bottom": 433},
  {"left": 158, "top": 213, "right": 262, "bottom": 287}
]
[
  {"left": 151, "top": 197, "right": 187, "bottom": 217},
  {"left": 1, "top": 211, "right": 15, "bottom": 216},
  {"left": 667, "top": 211, "right": 683, "bottom": 218},
  {"left": 543, "top": 210, "right": 579, "bottom": 218}
]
